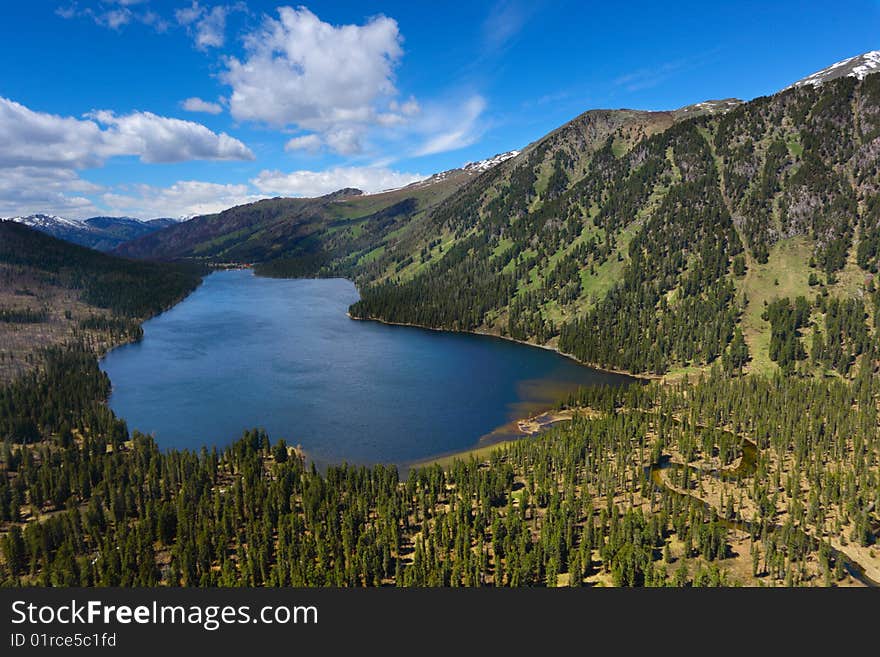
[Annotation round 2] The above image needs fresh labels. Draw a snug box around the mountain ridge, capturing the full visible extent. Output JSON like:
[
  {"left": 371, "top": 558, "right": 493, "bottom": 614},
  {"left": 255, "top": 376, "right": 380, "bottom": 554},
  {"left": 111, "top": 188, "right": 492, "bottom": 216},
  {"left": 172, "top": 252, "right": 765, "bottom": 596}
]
[
  {"left": 789, "top": 50, "right": 880, "bottom": 88},
  {"left": 4, "top": 214, "right": 183, "bottom": 252}
]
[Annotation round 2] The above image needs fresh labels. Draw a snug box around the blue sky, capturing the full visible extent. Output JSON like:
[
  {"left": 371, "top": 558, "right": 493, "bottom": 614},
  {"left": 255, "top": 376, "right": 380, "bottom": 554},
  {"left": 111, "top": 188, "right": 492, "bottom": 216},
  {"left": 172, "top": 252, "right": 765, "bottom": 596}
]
[{"left": 1, "top": 0, "right": 878, "bottom": 218}]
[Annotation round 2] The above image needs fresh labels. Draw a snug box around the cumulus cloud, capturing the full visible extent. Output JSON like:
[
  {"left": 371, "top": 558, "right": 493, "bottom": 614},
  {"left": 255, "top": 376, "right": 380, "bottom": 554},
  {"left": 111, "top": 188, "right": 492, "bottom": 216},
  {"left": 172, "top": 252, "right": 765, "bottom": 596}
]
[
  {"left": 98, "top": 8, "right": 132, "bottom": 29},
  {"left": 86, "top": 109, "right": 254, "bottom": 162},
  {"left": 0, "top": 97, "right": 107, "bottom": 169},
  {"left": 324, "top": 128, "right": 364, "bottom": 156},
  {"left": 102, "top": 180, "right": 262, "bottom": 218},
  {"left": 0, "top": 97, "right": 253, "bottom": 168},
  {"left": 252, "top": 166, "right": 424, "bottom": 198},
  {"left": 55, "top": 5, "right": 79, "bottom": 19},
  {"left": 175, "top": 2, "right": 202, "bottom": 24},
  {"left": 181, "top": 97, "right": 224, "bottom": 114},
  {"left": 0, "top": 96, "right": 253, "bottom": 217},
  {"left": 220, "top": 6, "right": 405, "bottom": 154},
  {"left": 194, "top": 6, "right": 227, "bottom": 48},
  {"left": 390, "top": 97, "right": 420, "bottom": 117},
  {"left": 0, "top": 167, "right": 102, "bottom": 219},
  {"left": 176, "top": 2, "right": 243, "bottom": 51}
]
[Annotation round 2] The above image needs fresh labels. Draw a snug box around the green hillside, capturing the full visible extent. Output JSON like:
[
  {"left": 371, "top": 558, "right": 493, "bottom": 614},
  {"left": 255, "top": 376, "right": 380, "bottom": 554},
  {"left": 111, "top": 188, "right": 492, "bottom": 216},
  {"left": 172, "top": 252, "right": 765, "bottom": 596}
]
[
  {"left": 117, "top": 73, "right": 880, "bottom": 379},
  {"left": 351, "top": 74, "right": 880, "bottom": 378}
]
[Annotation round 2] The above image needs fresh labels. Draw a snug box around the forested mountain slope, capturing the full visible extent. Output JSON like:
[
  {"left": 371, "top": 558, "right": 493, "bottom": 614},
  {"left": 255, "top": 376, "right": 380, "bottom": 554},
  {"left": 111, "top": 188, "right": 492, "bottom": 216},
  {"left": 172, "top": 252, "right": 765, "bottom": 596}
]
[
  {"left": 350, "top": 72, "right": 880, "bottom": 378},
  {"left": 0, "top": 221, "right": 202, "bottom": 382}
]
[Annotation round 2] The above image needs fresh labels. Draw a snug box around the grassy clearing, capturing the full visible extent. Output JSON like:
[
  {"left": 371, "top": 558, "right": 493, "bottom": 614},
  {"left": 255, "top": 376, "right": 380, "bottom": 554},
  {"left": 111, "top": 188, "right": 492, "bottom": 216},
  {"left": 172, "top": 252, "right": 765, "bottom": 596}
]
[
  {"left": 505, "top": 247, "right": 537, "bottom": 278},
  {"left": 191, "top": 227, "right": 254, "bottom": 255},
  {"left": 611, "top": 138, "right": 628, "bottom": 158},
  {"left": 786, "top": 137, "right": 804, "bottom": 158},
  {"left": 578, "top": 253, "right": 625, "bottom": 304},
  {"left": 736, "top": 236, "right": 814, "bottom": 376},
  {"left": 330, "top": 196, "right": 399, "bottom": 219},
  {"left": 828, "top": 238, "right": 870, "bottom": 300},
  {"left": 531, "top": 154, "right": 556, "bottom": 206},
  {"left": 491, "top": 237, "right": 514, "bottom": 261},
  {"left": 356, "top": 245, "right": 385, "bottom": 267},
  {"left": 573, "top": 222, "right": 638, "bottom": 310}
]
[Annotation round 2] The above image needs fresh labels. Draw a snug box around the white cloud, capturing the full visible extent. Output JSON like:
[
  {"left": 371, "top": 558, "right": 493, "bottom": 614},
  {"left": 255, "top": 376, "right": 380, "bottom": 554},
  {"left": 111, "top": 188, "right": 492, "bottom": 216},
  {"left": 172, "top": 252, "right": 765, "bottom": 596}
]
[
  {"left": 324, "top": 128, "right": 364, "bottom": 156},
  {"left": 175, "top": 2, "right": 203, "bottom": 25},
  {"left": 181, "top": 97, "right": 224, "bottom": 114},
  {"left": 0, "top": 97, "right": 253, "bottom": 168},
  {"left": 391, "top": 97, "right": 421, "bottom": 117},
  {"left": 613, "top": 58, "right": 696, "bottom": 93},
  {"left": 284, "top": 134, "right": 323, "bottom": 153},
  {"left": 220, "top": 6, "right": 404, "bottom": 154},
  {"left": 98, "top": 8, "right": 132, "bottom": 30},
  {"left": 195, "top": 6, "right": 227, "bottom": 48},
  {"left": 413, "top": 95, "right": 487, "bottom": 156},
  {"left": 252, "top": 166, "right": 424, "bottom": 198},
  {"left": 0, "top": 173, "right": 264, "bottom": 221},
  {"left": 0, "top": 167, "right": 102, "bottom": 219},
  {"left": 0, "top": 97, "right": 107, "bottom": 169},
  {"left": 102, "top": 180, "right": 262, "bottom": 218},
  {"left": 0, "top": 96, "right": 253, "bottom": 217},
  {"left": 139, "top": 10, "right": 170, "bottom": 32},
  {"left": 56, "top": 1, "right": 168, "bottom": 32},
  {"left": 176, "top": 2, "right": 242, "bottom": 51},
  {"left": 86, "top": 109, "right": 254, "bottom": 162},
  {"left": 482, "top": 1, "right": 535, "bottom": 53}
]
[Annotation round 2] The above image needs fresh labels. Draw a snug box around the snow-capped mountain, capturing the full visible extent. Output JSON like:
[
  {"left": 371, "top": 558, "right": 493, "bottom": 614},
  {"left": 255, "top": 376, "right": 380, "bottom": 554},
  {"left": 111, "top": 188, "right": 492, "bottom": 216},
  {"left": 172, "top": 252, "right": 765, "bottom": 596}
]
[
  {"left": 462, "top": 150, "right": 521, "bottom": 172},
  {"left": 788, "top": 50, "right": 880, "bottom": 89},
  {"left": 4, "top": 214, "right": 182, "bottom": 252},
  {"left": 400, "top": 150, "right": 522, "bottom": 191},
  {"left": 11, "top": 214, "right": 87, "bottom": 231}
]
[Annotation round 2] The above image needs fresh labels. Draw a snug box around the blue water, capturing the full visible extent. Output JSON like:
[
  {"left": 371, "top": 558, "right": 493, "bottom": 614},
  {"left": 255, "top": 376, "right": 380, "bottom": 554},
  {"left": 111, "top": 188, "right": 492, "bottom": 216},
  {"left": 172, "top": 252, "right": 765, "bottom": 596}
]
[{"left": 100, "top": 269, "right": 635, "bottom": 466}]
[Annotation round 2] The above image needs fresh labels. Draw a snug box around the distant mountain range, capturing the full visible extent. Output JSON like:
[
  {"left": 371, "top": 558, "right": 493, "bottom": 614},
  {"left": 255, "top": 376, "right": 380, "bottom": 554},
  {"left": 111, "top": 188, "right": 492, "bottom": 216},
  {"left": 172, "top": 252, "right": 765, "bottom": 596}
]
[
  {"left": 3, "top": 214, "right": 182, "bottom": 252},
  {"left": 113, "top": 151, "right": 522, "bottom": 264},
  {"left": 7, "top": 151, "right": 524, "bottom": 257}
]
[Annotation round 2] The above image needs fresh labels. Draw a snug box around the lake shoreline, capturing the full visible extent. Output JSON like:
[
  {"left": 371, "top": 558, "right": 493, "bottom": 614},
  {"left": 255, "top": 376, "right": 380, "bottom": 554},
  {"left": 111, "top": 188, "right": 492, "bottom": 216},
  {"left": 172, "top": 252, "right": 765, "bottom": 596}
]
[
  {"left": 299, "top": 406, "right": 577, "bottom": 477},
  {"left": 252, "top": 267, "right": 654, "bottom": 380},
  {"left": 399, "top": 408, "right": 577, "bottom": 476},
  {"left": 346, "top": 312, "right": 657, "bottom": 381},
  {"left": 342, "top": 311, "right": 647, "bottom": 475}
]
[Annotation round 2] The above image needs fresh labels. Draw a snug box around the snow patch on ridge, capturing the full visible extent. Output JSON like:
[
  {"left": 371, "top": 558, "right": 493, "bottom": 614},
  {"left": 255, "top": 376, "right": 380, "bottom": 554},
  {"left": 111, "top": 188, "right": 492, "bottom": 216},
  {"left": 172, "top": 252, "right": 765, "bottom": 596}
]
[
  {"left": 5, "top": 214, "right": 91, "bottom": 230},
  {"left": 788, "top": 51, "right": 880, "bottom": 89}
]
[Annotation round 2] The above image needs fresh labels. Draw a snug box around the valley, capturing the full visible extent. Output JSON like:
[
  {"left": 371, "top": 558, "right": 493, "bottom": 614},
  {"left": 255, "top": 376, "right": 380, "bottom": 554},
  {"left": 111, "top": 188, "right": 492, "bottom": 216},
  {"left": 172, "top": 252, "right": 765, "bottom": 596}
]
[{"left": 1, "top": 51, "right": 879, "bottom": 588}]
